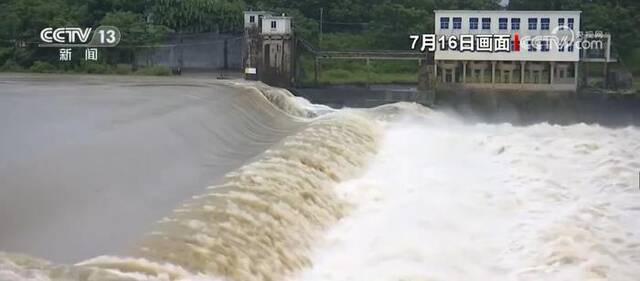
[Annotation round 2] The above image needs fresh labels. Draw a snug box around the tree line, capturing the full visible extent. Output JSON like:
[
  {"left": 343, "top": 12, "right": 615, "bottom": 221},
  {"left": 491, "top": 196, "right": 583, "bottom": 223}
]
[{"left": 0, "top": 0, "right": 638, "bottom": 72}]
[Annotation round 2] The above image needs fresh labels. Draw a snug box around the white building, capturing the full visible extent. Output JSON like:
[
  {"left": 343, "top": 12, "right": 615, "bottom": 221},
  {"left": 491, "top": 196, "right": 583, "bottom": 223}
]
[
  {"left": 243, "top": 11, "right": 272, "bottom": 29},
  {"left": 261, "top": 15, "right": 292, "bottom": 35},
  {"left": 434, "top": 10, "right": 581, "bottom": 91},
  {"left": 243, "top": 11, "right": 294, "bottom": 86},
  {"left": 243, "top": 11, "right": 292, "bottom": 35}
]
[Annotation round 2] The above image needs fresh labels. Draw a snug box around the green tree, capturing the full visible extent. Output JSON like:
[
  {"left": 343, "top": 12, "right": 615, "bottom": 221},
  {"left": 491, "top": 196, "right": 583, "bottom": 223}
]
[
  {"left": 0, "top": 0, "right": 88, "bottom": 67},
  {"left": 508, "top": 0, "right": 640, "bottom": 59},
  {"left": 100, "top": 11, "right": 169, "bottom": 66},
  {"left": 150, "top": 0, "right": 244, "bottom": 33}
]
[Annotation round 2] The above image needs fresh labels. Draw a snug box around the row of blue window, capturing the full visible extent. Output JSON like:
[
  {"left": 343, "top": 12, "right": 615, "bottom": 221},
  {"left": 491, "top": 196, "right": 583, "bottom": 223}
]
[
  {"left": 526, "top": 40, "right": 575, "bottom": 52},
  {"left": 440, "top": 17, "right": 574, "bottom": 30}
]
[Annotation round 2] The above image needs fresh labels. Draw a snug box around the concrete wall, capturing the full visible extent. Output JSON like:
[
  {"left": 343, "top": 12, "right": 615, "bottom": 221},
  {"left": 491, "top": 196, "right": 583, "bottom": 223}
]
[
  {"left": 294, "top": 85, "right": 640, "bottom": 127},
  {"left": 259, "top": 35, "right": 294, "bottom": 87},
  {"left": 136, "top": 33, "right": 244, "bottom": 71}
]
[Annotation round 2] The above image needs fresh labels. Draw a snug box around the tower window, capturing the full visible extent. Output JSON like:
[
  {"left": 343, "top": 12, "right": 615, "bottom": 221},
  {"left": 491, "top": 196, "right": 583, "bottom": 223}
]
[
  {"left": 482, "top": 18, "right": 491, "bottom": 30},
  {"left": 469, "top": 18, "right": 478, "bottom": 30},
  {"left": 528, "top": 40, "right": 536, "bottom": 52},
  {"left": 541, "top": 18, "right": 549, "bottom": 30},
  {"left": 453, "top": 17, "right": 462, "bottom": 29},
  {"left": 511, "top": 18, "right": 520, "bottom": 30},
  {"left": 541, "top": 40, "right": 549, "bottom": 51},
  {"left": 499, "top": 18, "right": 508, "bottom": 30},
  {"left": 440, "top": 17, "right": 450, "bottom": 29},
  {"left": 528, "top": 18, "right": 537, "bottom": 30}
]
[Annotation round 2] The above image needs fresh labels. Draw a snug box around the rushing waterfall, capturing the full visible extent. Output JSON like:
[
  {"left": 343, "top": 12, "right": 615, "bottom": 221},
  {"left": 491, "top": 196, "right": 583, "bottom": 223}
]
[
  {"left": 0, "top": 81, "right": 380, "bottom": 281},
  {"left": 1, "top": 78, "right": 638, "bottom": 281},
  {"left": 295, "top": 107, "right": 640, "bottom": 281}
]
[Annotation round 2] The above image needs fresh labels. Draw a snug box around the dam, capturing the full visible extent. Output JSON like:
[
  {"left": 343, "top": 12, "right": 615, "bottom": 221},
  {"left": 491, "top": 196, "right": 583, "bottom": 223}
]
[{"left": 0, "top": 74, "right": 639, "bottom": 280}]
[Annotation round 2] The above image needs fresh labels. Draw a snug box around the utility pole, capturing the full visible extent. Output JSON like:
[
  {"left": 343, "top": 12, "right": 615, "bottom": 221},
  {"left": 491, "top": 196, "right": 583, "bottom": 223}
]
[{"left": 319, "top": 8, "right": 323, "bottom": 46}]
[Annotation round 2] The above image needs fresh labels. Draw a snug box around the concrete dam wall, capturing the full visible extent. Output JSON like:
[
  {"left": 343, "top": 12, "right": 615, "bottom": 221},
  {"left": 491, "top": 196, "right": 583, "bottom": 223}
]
[{"left": 136, "top": 33, "right": 244, "bottom": 71}]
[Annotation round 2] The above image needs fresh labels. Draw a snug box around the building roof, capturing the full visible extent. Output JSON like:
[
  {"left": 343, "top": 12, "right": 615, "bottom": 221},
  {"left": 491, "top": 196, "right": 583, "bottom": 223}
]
[
  {"left": 244, "top": 11, "right": 273, "bottom": 15},
  {"left": 434, "top": 10, "right": 581, "bottom": 14},
  {"left": 263, "top": 15, "right": 292, "bottom": 20}
]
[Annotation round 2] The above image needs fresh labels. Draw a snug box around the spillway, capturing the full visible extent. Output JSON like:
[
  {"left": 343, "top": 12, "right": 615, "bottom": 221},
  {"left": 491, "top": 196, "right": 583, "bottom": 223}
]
[
  {"left": 296, "top": 104, "right": 640, "bottom": 281},
  {"left": 1, "top": 74, "right": 639, "bottom": 280}
]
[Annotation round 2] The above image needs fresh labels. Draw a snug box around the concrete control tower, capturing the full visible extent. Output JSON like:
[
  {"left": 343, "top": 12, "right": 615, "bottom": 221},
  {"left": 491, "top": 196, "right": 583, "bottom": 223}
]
[{"left": 243, "top": 11, "right": 295, "bottom": 87}]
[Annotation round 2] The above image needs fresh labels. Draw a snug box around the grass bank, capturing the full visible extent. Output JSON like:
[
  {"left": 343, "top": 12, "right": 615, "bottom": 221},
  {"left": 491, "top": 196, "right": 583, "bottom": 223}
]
[{"left": 298, "top": 55, "right": 419, "bottom": 85}]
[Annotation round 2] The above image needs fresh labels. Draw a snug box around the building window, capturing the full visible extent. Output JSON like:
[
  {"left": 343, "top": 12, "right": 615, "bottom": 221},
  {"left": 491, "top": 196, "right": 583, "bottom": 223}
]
[
  {"left": 541, "top": 18, "right": 550, "bottom": 30},
  {"left": 453, "top": 17, "right": 462, "bottom": 29},
  {"left": 558, "top": 18, "right": 565, "bottom": 28},
  {"left": 528, "top": 18, "right": 537, "bottom": 30},
  {"left": 528, "top": 40, "right": 536, "bottom": 52},
  {"left": 271, "top": 21, "right": 277, "bottom": 28},
  {"left": 541, "top": 40, "right": 549, "bottom": 51},
  {"left": 568, "top": 18, "right": 574, "bottom": 29},
  {"left": 469, "top": 17, "right": 478, "bottom": 29},
  {"left": 511, "top": 18, "right": 520, "bottom": 30},
  {"left": 568, "top": 42, "right": 574, "bottom": 52},
  {"left": 499, "top": 18, "right": 508, "bottom": 30},
  {"left": 249, "top": 15, "right": 255, "bottom": 23},
  {"left": 482, "top": 18, "right": 491, "bottom": 30},
  {"left": 440, "top": 17, "right": 449, "bottom": 29},
  {"left": 559, "top": 43, "right": 565, "bottom": 52}
]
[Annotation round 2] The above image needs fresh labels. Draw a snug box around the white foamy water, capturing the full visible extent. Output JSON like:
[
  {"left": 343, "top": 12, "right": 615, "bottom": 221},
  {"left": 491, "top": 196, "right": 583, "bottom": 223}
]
[
  {"left": 2, "top": 77, "right": 639, "bottom": 281},
  {"left": 296, "top": 109, "right": 640, "bottom": 281},
  {"left": 0, "top": 81, "right": 379, "bottom": 281}
]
